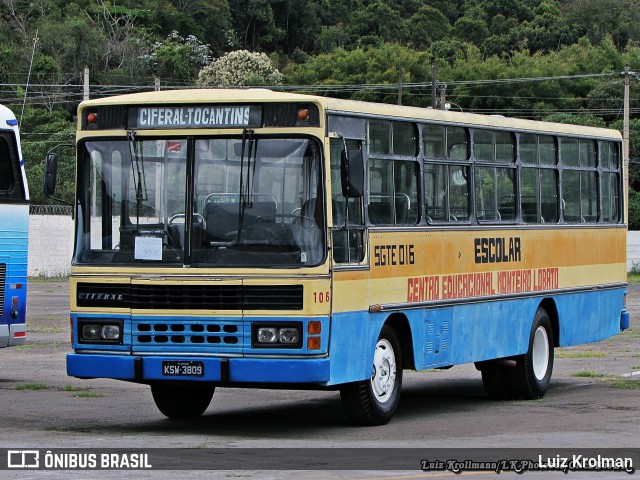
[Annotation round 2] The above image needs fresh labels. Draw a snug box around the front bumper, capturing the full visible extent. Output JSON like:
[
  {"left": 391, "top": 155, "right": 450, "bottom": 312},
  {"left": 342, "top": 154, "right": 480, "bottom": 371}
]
[{"left": 67, "top": 353, "right": 330, "bottom": 384}]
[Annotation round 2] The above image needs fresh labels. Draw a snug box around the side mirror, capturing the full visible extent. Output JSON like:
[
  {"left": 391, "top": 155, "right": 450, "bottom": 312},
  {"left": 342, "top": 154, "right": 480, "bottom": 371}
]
[
  {"left": 340, "top": 149, "right": 364, "bottom": 198},
  {"left": 43, "top": 152, "right": 58, "bottom": 197}
]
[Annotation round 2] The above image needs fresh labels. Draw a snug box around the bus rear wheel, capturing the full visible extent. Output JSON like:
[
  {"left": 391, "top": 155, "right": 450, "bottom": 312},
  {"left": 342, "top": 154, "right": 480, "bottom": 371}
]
[
  {"left": 340, "top": 325, "right": 402, "bottom": 426},
  {"left": 151, "top": 383, "right": 215, "bottom": 419},
  {"left": 510, "top": 308, "right": 554, "bottom": 399},
  {"left": 479, "top": 307, "right": 554, "bottom": 401}
]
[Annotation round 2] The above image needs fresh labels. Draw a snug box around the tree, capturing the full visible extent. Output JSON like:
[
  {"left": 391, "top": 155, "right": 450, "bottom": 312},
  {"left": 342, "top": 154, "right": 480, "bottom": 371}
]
[
  {"left": 629, "top": 190, "right": 640, "bottom": 230},
  {"left": 453, "top": 17, "right": 489, "bottom": 46},
  {"left": 229, "top": 0, "right": 284, "bottom": 51},
  {"left": 408, "top": 6, "right": 451, "bottom": 50},
  {"left": 543, "top": 112, "right": 606, "bottom": 127},
  {"left": 285, "top": 43, "right": 431, "bottom": 104},
  {"left": 611, "top": 118, "right": 640, "bottom": 192},
  {"left": 146, "top": 31, "right": 212, "bottom": 84},
  {"left": 197, "top": 50, "right": 283, "bottom": 87},
  {"left": 348, "top": 0, "right": 409, "bottom": 47},
  {"left": 20, "top": 107, "right": 75, "bottom": 206}
]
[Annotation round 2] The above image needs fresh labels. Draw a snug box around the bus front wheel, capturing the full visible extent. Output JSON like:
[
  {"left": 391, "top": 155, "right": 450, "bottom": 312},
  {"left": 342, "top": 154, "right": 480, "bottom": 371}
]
[
  {"left": 151, "top": 383, "right": 215, "bottom": 419},
  {"left": 340, "top": 325, "right": 403, "bottom": 426}
]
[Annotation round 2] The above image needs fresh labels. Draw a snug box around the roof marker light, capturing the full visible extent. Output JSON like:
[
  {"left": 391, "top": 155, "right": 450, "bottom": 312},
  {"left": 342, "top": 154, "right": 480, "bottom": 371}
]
[{"left": 297, "top": 108, "right": 310, "bottom": 121}]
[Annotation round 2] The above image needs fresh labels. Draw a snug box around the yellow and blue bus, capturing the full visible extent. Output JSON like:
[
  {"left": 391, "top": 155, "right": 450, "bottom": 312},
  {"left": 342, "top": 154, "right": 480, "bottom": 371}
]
[
  {"left": 0, "top": 105, "right": 28, "bottom": 347},
  {"left": 54, "top": 89, "right": 628, "bottom": 425}
]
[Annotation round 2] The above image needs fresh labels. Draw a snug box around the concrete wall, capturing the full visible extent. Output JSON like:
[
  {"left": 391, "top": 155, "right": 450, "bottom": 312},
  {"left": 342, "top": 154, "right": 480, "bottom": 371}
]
[
  {"left": 628, "top": 231, "right": 640, "bottom": 272},
  {"left": 28, "top": 214, "right": 74, "bottom": 277},
  {"left": 25, "top": 215, "right": 640, "bottom": 276}
]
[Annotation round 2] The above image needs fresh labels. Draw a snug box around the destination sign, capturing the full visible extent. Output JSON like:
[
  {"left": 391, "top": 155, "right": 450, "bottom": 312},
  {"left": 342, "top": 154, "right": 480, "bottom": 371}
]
[{"left": 128, "top": 105, "right": 262, "bottom": 129}]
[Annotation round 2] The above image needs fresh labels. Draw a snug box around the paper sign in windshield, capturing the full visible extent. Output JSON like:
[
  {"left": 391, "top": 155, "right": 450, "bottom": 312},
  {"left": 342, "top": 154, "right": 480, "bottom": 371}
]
[{"left": 134, "top": 236, "right": 163, "bottom": 261}]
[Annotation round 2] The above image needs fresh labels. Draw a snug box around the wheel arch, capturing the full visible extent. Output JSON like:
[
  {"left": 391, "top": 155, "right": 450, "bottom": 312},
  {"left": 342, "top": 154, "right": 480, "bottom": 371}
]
[
  {"left": 539, "top": 297, "right": 559, "bottom": 347},
  {"left": 383, "top": 312, "right": 416, "bottom": 370}
]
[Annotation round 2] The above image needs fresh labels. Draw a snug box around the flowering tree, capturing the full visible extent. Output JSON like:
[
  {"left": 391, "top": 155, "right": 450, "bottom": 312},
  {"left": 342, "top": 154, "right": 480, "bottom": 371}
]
[
  {"left": 145, "top": 31, "right": 212, "bottom": 83},
  {"left": 197, "top": 50, "right": 283, "bottom": 87}
]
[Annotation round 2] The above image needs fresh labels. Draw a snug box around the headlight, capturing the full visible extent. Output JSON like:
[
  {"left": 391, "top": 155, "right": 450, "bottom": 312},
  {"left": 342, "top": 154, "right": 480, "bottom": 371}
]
[
  {"left": 82, "top": 324, "right": 102, "bottom": 340},
  {"left": 257, "top": 327, "right": 278, "bottom": 343},
  {"left": 252, "top": 323, "right": 302, "bottom": 348},
  {"left": 101, "top": 324, "right": 121, "bottom": 341},
  {"left": 278, "top": 328, "right": 299, "bottom": 344},
  {"left": 78, "top": 320, "right": 123, "bottom": 344}
]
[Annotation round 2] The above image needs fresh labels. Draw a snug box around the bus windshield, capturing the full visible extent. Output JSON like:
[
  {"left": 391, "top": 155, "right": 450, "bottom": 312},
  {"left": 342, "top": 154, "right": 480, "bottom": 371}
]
[{"left": 75, "top": 135, "right": 325, "bottom": 267}]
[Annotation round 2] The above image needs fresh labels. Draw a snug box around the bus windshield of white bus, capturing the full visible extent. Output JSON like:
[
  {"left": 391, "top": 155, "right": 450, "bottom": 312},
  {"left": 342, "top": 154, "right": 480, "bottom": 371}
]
[{"left": 75, "top": 135, "right": 325, "bottom": 267}]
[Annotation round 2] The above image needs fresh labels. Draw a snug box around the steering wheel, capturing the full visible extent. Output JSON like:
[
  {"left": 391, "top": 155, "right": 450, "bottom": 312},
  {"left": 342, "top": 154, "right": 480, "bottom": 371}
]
[
  {"left": 256, "top": 213, "right": 316, "bottom": 228},
  {"left": 169, "top": 213, "right": 205, "bottom": 227},
  {"left": 240, "top": 224, "right": 288, "bottom": 247}
]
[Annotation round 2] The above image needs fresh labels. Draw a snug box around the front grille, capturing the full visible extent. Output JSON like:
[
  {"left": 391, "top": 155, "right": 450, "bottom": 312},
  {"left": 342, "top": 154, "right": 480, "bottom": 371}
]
[
  {"left": 77, "top": 282, "right": 303, "bottom": 310},
  {"left": 243, "top": 285, "right": 303, "bottom": 310},
  {"left": 133, "top": 319, "right": 241, "bottom": 348},
  {"left": 0, "top": 263, "right": 5, "bottom": 316}
]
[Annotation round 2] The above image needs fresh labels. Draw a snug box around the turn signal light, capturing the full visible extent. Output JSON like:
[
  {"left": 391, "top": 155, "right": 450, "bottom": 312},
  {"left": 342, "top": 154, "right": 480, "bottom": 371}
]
[
  {"left": 308, "top": 321, "right": 321, "bottom": 335},
  {"left": 307, "top": 336, "right": 321, "bottom": 350}
]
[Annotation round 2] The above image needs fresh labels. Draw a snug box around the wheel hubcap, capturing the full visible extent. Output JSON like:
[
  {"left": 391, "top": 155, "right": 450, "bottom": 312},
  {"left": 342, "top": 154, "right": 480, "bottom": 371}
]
[
  {"left": 371, "top": 338, "right": 396, "bottom": 403},
  {"left": 532, "top": 326, "right": 550, "bottom": 381}
]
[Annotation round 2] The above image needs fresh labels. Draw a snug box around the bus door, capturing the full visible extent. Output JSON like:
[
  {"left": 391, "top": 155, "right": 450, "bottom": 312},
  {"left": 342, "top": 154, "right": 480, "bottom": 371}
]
[
  {"left": 327, "top": 115, "right": 368, "bottom": 267},
  {"left": 328, "top": 134, "right": 369, "bottom": 331}
]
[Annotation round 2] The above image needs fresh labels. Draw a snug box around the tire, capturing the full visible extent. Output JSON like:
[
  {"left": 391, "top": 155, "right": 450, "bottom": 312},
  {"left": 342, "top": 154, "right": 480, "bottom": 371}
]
[
  {"left": 510, "top": 308, "right": 554, "bottom": 400},
  {"left": 340, "top": 325, "right": 403, "bottom": 426},
  {"left": 151, "top": 383, "right": 215, "bottom": 419}
]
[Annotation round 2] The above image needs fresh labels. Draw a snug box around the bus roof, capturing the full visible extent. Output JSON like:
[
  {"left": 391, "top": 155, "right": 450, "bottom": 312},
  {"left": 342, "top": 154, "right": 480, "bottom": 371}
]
[
  {"left": 80, "top": 89, "right": 622, "bottom": 140},
  {"left": 0, "top": 104, "right": 18, "bottom": 129}
]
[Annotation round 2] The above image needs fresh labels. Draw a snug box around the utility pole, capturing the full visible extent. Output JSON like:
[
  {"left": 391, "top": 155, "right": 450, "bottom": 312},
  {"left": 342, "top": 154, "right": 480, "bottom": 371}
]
[
  {"left": 83, "top": 67, "right": 90, "bottom": 101},
  {"left": 623, "top": 65, "right": 632, "bottom": 224},
  {"left": 431, "top": 57, "right": 437, "bottom": 109},
  {"left": 439, "top": 83, "right": 447, "bottom": 109},
  {"left": 398, "top": 67, "right": 404, "bottom": 106}
]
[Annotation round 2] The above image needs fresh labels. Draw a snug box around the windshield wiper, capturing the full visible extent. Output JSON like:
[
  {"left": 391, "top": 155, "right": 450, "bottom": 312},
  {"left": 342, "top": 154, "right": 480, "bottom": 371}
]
[
  {"left": 236, "top": 129, "right": 257, "bottom": 243},
  {"left": 127, "top": 131, "right": 147, "bottom": 232}
]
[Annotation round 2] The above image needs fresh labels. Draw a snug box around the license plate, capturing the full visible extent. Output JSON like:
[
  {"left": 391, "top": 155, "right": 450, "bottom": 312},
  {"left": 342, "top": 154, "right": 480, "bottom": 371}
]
[{"left": 162, "top": 361, "right": 205, "bottom": 377}]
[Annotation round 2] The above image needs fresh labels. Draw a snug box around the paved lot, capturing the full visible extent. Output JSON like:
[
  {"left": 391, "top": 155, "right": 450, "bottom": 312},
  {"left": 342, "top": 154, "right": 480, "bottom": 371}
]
[{"left": 1, "top": 278, "right": 638, "bottom": 479}]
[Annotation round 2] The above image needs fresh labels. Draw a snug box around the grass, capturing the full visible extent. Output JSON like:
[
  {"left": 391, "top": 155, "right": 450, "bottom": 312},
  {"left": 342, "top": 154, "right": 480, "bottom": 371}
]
[
  {"left": 63, "top": 385, "right": 91, "bottom": 392},
  {"left": 14, "top": 384, "right": 103, "bottom": 397},
  {"left": 72, "top": 392, "right": 104, "bottom": 398},
  {"left": 15, "top": 342, "right": 64, "bottom": 349},
  {"left": 15, "top": 383, "right": 50, "bottom": 390},
  {"left": 628, "top": 272, "right": 640, "bottom": 284},
  {"left": 27, "top": 326, "right": 66, "bottom": 334},
  {"left": 610, "top": 379, "right": 640, "bottom": 389},
  {"left": 556, "top": 351, "right": 607, "bottom": 359},
  {"left": 64, "top": 385, "right": 102, "bottom": 397},
  {"left": 28, "top": 275, "right": 70, "bottom": 281},
  {"left": 572, "top": 370, "right": 608, "bottom": 378}
]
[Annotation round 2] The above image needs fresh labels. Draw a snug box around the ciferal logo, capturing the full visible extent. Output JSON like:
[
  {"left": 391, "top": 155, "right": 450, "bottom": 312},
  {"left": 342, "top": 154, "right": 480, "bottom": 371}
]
[
  {"left": 8, "top": 450, "right": 39, "bottom": 468},
  {"left": 78, "top": 293, "right": 124, "bottom": 302}
]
